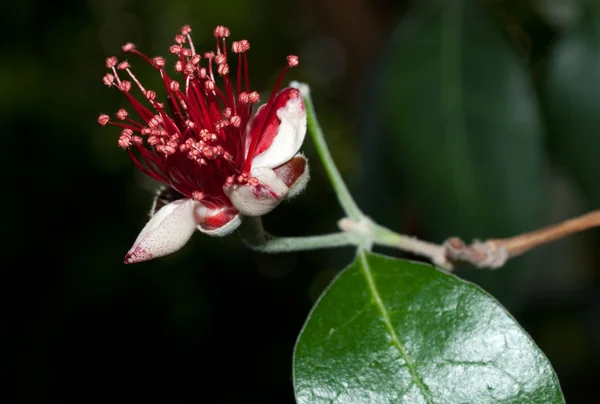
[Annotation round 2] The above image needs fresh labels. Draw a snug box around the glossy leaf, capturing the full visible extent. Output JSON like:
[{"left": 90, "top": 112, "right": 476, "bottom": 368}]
[
  {"left": 545, "top": 2, "right": 600, "bottom": 205},
  {"left": 374, "top": 0, "right": 546, "bottom": 242},
  {"left": 294, "top": 252, "right": 564, "bottom": 403}
]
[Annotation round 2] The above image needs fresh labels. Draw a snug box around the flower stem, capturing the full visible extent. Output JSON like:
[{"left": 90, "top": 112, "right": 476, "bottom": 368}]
[
  {"left": 291, "top": 82, "right": 363, "bottom": 222},
  {"left": 239, "top": 216, "right": 358, "bottom": 253},
  {"left": 246, "top": 232, "right": 357, "bottom": 253},
  {"left": 370, "top": 223, "right": 451, "bottom": 269}
]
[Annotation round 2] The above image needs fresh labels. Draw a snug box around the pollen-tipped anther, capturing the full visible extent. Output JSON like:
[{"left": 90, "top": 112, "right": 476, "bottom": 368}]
[
  {"left": 287, "top": 55, "right": 299, "bottom": 67},
  {"left": 230, "top": 115, "right": 241, "bottom": 127},
  {"left": 218, "top": 64, "right": 229, "bottom": 76},
  {"left": 103, "top": 73, "right": 115, "bottom": 86},
  {"left": 248, "top": 91, "right": 260, "bottom": 103},
  {"left": 232, "top": 40, "right": 250, "bottom": 53},
  {"left": 213, "top": 25, "right": 230, "bottom": 38},
  {"left": 98, "top": 114, "right": 110, "bottom": 126},
  {"left": 120, "top": 80, "right": 132, "bottom": 92},
  {"left": 192, "top": 191, "right": 204, "bottom": 201},
  {"left": 181, "top": 25, "right": 192, "bottom": 35},
  {"left": 121, "top": 43, "right": 136, "bottom": 52},
  {"left": 215, "top": 54, "right": 226, "bottom": 65},
  {"left": 105, "top": 57, "right": 118, "bottom": 68},
  {"left": 152, "top": 56, "right": 166, "bottom": 68},
  {"left": 116, "top": 109, "right": 128, "bottom": 120}
]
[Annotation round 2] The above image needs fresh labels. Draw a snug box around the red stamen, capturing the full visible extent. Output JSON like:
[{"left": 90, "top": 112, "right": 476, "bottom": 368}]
[{"left": 99, "top": 25, "right": 299, "bottom": 207}]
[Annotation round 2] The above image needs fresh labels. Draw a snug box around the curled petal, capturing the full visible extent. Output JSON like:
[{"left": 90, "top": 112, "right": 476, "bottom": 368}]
[
  {"left": 196, "top": 205, "right": 243, "bottom": 236},
  {"left": 125, "top": 198, "right": 199, "bottom": 264},
  {"left": 273, "top": 153, "right": 310, "bottom": 199},
  {"left": 224, "top": 166, "right": 289, "bottom": 216},
  {"left": 247, "top": 88, "right": 307, "bottom": 169}
]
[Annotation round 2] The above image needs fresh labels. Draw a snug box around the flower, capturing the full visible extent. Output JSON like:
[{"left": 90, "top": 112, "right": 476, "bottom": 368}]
[{"left": 98, "top": 25, "right": 309, "bottom": 263}]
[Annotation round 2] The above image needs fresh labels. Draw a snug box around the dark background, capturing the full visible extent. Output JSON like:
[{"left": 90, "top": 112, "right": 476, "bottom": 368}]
[{"left": 3, "top": 0, "right": 599, "bottom": 402}]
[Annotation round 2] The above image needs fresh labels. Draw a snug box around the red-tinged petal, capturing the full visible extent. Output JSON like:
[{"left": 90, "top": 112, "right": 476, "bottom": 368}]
[
  {"left": 196, "top": 206, "right": 243, "bottom": 236},
  {"left": 273, "top": 153, "right": 310, "bottom": 199},
  {"left": 246, "top": 88, "right": 306, "bottom": 168},
  {"left": 125, "top": 198, "right": 199, "bottom": 264},
  {"left": 224, "top": 166, "right": 289, "bottom": 216}
]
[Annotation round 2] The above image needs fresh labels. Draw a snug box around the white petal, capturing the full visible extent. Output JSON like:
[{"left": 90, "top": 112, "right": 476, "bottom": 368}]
[
  {"left": 224, "top": 166, "right": 289, "bottom": 216},
  {"left": 250, "top": 96, "right": 306, "bottom": 169},
  {"left": 125, "top": 198, "right": 199, "bottom": 264}
]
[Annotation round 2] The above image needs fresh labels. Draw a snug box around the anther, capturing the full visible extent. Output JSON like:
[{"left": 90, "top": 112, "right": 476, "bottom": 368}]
[
  {"left": 98, "top": 114, "right": 110, "bottom": 126},
  {"left": 102, "top": 73, "right": 115, "bottom": 86},
  {"left": 117, "top": 61, "right": 130, "bottom": 70},
  {"left": 287, "top": 55, "right": 299, "bottom": 67},
  {"left": 217, "top": 63, "right": 229, "bottom": 76},
  {"left": 152, "top": 56, "right": 166, "bottom": 68},
  {"left": 184, "top": 63, "right": 195, "bottom": 76},
  {"left": 192, "top": 191, "right": 205, "bottom": 201},
  {"left": 116, "top": 109, "right": 128, "bottom": 120},
  {"left": 213, "top": 25, "right": 230, "bottom": 38},
  {"left": 148, "top": 136, "right": 161, "bottom": 145},
  {"left": 105, "top": 57, "right": 118, "bottom": 68},
  {"left": 191, "top": 54, "right": 201, "bottom": 65},
  {"left": 215, "top": 54, "right": 227, "bottom": 65},
  {"left": 248, "top": 91, "right": 260, "bottom": 103},
  {"left": 233, "top": 40, "right": 250, "bottom": 53},
  {"left": 120, "top": 81, "right": 132, "bottom": 92},
  {"left": 148, "top": 115, "right": 163, "bottom": 129},
  {"left": 181, "top": 25, "right": 192, "bottom": 35},
  {"left": 121, "top": 43, "right": 136, "bottom": 52},
  {"left": 230, "top": 115, "right": 241, "bottom": 127},
  {"left": 118, "top": 134, "right": 132, "bottom": 149}
]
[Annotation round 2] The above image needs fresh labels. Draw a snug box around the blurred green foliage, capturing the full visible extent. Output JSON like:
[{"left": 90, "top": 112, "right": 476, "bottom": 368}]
[{"left": 3, "top": 0, "right": 600, "bottom": 402}]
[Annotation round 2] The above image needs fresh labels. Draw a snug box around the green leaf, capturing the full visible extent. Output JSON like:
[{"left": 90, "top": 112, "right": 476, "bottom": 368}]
[
  {"left": 378, "top": 0, "right": 546, "bottom": 242},
  {"left": 294, "top": 252, "right": 564, "bottom": 403},
  {"left": 544, "top": 2, "right": 600, "bottom": 206}
]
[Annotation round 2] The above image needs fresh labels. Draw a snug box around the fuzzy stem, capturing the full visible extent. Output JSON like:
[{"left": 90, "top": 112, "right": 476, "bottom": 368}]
[
  {"left": 239, "top": 216, "right": 357, "bottom": 253},
  {"left": 247, "top": 232, "right": 357, "bottom": 253},
  {"left": 291, "top": 81, "right": 363, "bottom": 221},
  {"left": 371, "top": 223, "right": 451, "bottom": 269}
]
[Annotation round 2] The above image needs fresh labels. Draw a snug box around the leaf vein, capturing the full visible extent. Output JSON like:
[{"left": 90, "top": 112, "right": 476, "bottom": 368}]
[{"left": 358, "top": 251, "right": 434, "bottom": 403}]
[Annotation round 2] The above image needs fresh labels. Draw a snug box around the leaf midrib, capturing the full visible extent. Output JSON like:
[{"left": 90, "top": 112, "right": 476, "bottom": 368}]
[{"left": 358, "top": 251, "right": 434, "bottom": 403}]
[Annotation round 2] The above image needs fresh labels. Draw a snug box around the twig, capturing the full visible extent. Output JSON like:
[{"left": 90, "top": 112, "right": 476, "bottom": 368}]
[
  {"left": 443, "top": 210, "right": 600, "bottom": 269},
  {"left": 290, "top": 81, "right": 363, "bottom": 221}
]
